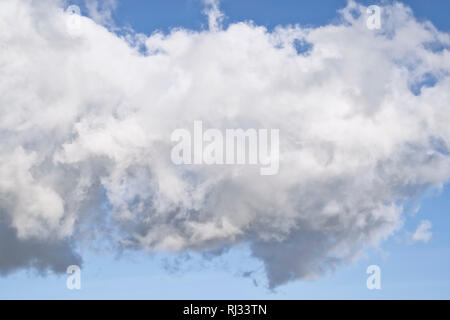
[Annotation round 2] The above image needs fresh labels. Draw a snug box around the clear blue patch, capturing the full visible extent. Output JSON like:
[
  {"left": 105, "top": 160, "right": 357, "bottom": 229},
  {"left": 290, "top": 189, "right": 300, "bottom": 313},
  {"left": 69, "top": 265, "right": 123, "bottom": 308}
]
[
  {"left": 348, "top": 7, "right": 362, "bottom": 20},
  {"left": 430, "top": 136, "right": 450, "bottom": 156},
  {"left": 423, "top": 41, "right": 450, "bottom": 53},
  {"left": 409, "top": 72, "right": 438, "bottom": 96},
  {"left": 293, "top": 39, "right": 313, "bottom": 56}
]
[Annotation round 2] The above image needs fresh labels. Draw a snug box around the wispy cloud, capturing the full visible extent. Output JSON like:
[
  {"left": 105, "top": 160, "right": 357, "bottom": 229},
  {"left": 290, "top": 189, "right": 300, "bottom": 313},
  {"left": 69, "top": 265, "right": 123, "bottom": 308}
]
[
  {"left": 412, "top": 220, "right": 433, "bottom": 243},
  {"left": 85, "top": 0, "right": 117, "bottom": 28}
]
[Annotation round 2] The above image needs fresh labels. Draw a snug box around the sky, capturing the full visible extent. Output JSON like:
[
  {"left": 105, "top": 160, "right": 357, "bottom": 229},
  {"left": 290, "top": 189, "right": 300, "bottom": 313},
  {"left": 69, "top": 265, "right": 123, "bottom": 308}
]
[{"left": 1, "top": 0, "right": 450, "bottom": 299}]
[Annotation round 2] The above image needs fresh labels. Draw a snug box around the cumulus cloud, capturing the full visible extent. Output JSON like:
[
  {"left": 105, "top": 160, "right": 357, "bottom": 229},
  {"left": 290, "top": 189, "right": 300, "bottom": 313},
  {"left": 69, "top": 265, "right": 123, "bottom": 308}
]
[
  {"left": 412, "top": 220, "right": 433, "bottom": 243},
  {"left": 1, "top": 0, "right": 450, "bottom": 287}
]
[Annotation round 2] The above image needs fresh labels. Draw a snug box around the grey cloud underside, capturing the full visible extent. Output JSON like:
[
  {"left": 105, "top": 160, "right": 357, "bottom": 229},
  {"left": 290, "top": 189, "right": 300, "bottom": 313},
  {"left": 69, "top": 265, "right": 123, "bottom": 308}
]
[
  {"left": 0, "top": 216, "right": 81, "bottom": 275},
  {"left": 1, "top": 0, "right": 450, "bottom": 287}
]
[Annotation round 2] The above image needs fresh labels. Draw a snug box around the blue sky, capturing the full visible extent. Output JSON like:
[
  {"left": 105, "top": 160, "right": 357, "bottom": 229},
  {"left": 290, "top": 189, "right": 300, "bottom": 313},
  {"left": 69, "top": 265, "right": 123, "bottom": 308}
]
[
  {"left": 1, "top": 0, "right": 450, "bottom": 299},
  {"left": 88, "top": 0, "right": 450, "bottom": 33}
]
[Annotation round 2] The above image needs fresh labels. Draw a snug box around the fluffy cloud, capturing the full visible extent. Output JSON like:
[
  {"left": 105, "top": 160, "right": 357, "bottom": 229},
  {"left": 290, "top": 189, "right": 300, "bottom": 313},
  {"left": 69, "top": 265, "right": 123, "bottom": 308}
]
[{"left": 0, "top": 0, "right": 450, "bottom": 287}]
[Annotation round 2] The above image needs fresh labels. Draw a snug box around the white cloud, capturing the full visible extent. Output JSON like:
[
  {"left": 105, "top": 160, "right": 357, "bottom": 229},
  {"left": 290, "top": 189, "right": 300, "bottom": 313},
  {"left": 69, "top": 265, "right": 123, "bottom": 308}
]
[
  {"left": 0, "top": 0, "right": 449, "bottom": 287},
  {"left": 412, "top": 220, "right": 433, "bottom": 243},
  {"left": 203, "top": 0, "right": 224, "bottom": 32}
]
